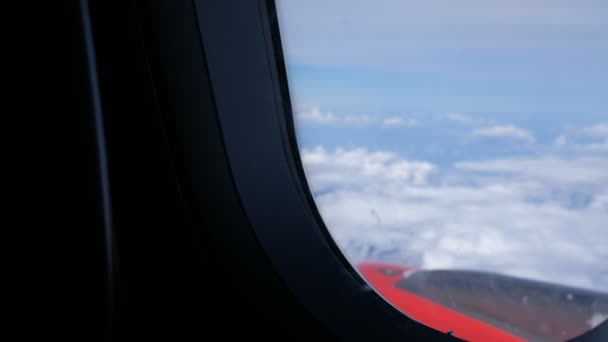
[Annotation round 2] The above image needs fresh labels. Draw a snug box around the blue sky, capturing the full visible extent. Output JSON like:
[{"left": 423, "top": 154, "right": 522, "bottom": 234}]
[
  {"left": 276, "top": 0, "right": 608, "bottom": 296},
  {"left": 286, "top": 64, "right": 608, "bottom": 117}
]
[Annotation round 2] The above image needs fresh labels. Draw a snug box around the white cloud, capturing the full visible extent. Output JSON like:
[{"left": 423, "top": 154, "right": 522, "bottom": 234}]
[
  {"left": 382, "top": 117, "right": 404, "bottom": 126},
  {"left": 472, "top": 125, "right": 535, "bottom": 143},
  {"left": 343, "top": 114, "right": 376, "bottom": 125},
  {"left": 585, "top": 122, "right": 608, "bottom": 137},
  {"left": 296, "top": 107, "right": 421, "bottom": 127},
  {"left": 573, "top": 122, "right": 608, "bottom": 151},
  {"left": 588, "top": 313, "right": 608, "bottom": 329},
  {"left": 455, "top": 156, "right": 608, "bottom": 185},
  {"left": 552, "top": 131, "right": 608, "bottom": 151},
  {"left": 553, "top": 134, "right": 568, "bottom": 147},
  {"left": 382, "top": 116, "right": 417, "bottom": 127},
  {"left": 444, "top": 113, "right": 473, "bottom": 123},
  {"left": 296, "top": 107, "right": 377, "bottom": 126},
  {"left": 591, "top": 190, "right": 608, "bottom": 211},
  {"left": 296, "top": 107, "right": 337, "bottom": 124},
  {"left": 301, "top": 147, "right": 436, "bottom": 188},
  {"left": 301, "top": 147, "right": 608, "bottom": 292},
  {"left": 582, "top": 139, "right": 608, "bottom": 151}
]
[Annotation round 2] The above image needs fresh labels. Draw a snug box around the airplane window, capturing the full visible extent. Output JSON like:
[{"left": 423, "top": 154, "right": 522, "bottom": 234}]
[{"left": 274, "top": 1, "right": 608, "bottom": 341}]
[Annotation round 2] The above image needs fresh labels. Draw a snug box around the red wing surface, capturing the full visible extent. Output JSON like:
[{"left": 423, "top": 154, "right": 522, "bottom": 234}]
[{"left": 360, "top": 263, "right": 608, "bottom": 342}]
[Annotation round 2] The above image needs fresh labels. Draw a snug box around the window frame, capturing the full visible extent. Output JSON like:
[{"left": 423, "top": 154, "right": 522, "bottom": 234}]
[{"left": 192, "top": 0, "right": 462, "bottom": 340}]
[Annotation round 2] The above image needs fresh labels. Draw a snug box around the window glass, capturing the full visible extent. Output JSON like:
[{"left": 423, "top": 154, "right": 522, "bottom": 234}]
[{"left": 275, "top": 1, "right": 607, "bottom": 341}]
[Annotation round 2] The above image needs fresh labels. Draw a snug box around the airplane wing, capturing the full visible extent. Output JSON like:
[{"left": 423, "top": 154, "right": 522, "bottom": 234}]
[{"left": 359, "top": 263, "right": 608, "bottom": 342}]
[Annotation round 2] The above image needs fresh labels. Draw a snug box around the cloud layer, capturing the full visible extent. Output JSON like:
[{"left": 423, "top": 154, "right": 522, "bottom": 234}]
[
  {"left": 472, "top": 125, "right": 535, "bottom": 143},
  {"left": 553, "top": 122, "right": 608, "bottom": 151},
  {"left": 296, "top": 107, "right": 416, "bottom": 127},
  {"left": 586, "top": 123, "right": 608, "bottom": 137},
  {"left": 301, "top": 147, "right": 608, "bottom": 292}
]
